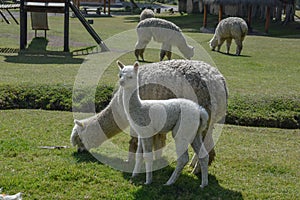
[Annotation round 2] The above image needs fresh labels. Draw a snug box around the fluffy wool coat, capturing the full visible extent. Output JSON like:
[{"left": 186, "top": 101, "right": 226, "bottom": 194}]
[
  {"left": 209, "top": 17, "right": 248, "bottom": 55},
  {"left": 135, "top": 18, "right": 194, "bottom": 61}
]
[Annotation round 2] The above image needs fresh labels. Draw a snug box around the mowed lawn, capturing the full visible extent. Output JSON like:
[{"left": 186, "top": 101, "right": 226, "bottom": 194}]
[
  {"left": 0, "top": 14, "right": 299, "bottom": 98},
  {"left": 0, "top": 110, "right": 299, "bottom": 199},
  {"left": 0, "top": 12, "right": 300, "bottom": 199}
]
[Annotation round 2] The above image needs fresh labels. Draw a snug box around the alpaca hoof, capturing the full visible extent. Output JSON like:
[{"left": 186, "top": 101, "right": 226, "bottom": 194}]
[
  {"left": 77, "top": 147, "right": 87, "bottom": 153},
  {"left": 132, "top": 173, "right": 138, "bottom": 178},
  {"left": 144, "top": 180, "right": 152, "bottom": 185},
  {"left": 163, "top": 181, "right": 173, "bottom": 186},
  {"left": 200, "top": 183, "right": 208, "bottom": 189}
]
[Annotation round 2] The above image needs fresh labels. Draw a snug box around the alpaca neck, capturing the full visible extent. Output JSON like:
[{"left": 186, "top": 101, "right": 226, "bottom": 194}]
[
  {"left": 96, "top": 91, "right": 129, "bottom": 139},
  {"left": 122, "top": 84, "right": 143, "bottom": 116}
]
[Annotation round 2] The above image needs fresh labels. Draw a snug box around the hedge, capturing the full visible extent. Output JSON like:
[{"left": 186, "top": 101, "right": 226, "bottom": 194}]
[{"left": 0, "top": 85, "right": 299, "bottom": 129}]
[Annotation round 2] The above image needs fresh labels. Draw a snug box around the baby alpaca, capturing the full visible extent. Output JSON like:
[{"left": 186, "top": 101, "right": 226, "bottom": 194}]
[
  {"left": 117, "top": 61, "right": 209, "bottom": 187},
  {"left": 209, "top": 17, "right": 248, "bottom": 55},
  {"left": 135, "top": 18, "right": 194, "bottom": 61}
]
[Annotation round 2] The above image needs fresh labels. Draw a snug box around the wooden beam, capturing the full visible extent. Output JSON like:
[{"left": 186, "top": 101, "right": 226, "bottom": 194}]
[
  {"left": 247, "top": 5, "right": 252, "bottom": 29},
  {"left": 218, "top": 5, "right": 223, "bottom": 22},
  {"left": 265, "top": 6, "right": 271, "bottom": 33},
  {"left": 108, "top": 0, "right": 110, "bottom": 16},
  {"left": 103, "top": 0, "right": 106, "bottom": 14},
  {"left": 203, "top": 4, "right": 207, "bottom": 28},
  {"left": 64, "top": 0, "right": 69, "bottom": 52}
]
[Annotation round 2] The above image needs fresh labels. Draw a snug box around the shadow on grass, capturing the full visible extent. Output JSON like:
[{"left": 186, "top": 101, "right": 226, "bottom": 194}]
[
  {"left": 4, "top": 38, "right": 84, "bottom": 64},
  {"left": 123, "top": 165, "right": 243, "bottom": 200},
  {"left": 74, "top": 151, "right": 243, "bottom": 199},
  {"left": 214, "top": 51, "right": 252, "bottom": 57},
  {"left": 72, "top": 150, "right": 103, "bottom": 164}
]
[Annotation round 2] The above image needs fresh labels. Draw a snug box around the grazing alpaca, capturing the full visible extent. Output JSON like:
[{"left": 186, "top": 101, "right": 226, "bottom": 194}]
[
  {"left": 140, "top": 9, "right": 155, "bottom": 21},
  {"left": 71, "top": 60, "right": 228, "bottom": 173},
  {"left": 117, "top": 60, "right": 209, "bottom": 187},
  {"left": 209, "top": 17, "right": 248, "bottom": 55},
  {"left": 135, "top": 18, "right": 194, "bottom": 61}
]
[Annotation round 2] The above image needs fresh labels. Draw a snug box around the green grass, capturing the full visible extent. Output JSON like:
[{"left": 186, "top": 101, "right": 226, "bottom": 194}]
[
  {"left": 0, "top": 110, "right": 299, "bottom": 199},
  {"left": 0, "top": 13, "right": 300, "bottom": 128},
  {"left": 0, "top": 13, "right": 299, "bottom": 198}
]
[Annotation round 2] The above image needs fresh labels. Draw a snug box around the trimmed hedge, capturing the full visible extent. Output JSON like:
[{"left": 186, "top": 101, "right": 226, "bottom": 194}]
[
  {"left": 0, "top": 85, "right": 299, "bottom": 129},
  {"left": 0, "top": 84, "right": 114, "bottom": 112},
  {"left": 226, "top": 95, "right": 300, "bottom": 129}
]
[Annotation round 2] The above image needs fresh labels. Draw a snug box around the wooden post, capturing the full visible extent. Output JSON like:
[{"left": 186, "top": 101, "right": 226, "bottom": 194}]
[
  {"left": 218, "top": 4, "right": 223, "bottom": 22},
  {"left": 203, "top": 4, "right": 207, "bottom": 28},
  {"left": 20, "top": 0, "right": 27, "bottom": 50},
  {"left": 108, "top": 0, "right": 110, "bottom": 16},
  {"left": 103, "top": 0, "right": 106, "bottom": 14},
  {"left": 64, "top": 0, "right": 70, "bottom": 52},
  {"left": 265, "top": 6, "right": 270, "bottom": 33},
  {"left": 247, "top": 5, "right": 252, "bottom": 29}
]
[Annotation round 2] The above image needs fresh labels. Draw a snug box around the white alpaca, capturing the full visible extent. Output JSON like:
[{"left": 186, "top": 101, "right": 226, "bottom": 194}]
[
  {"left": 209, "top": 17, "right": 248, "bottom": 56},
  {"left": 70, "top": 60, "right": 228, "bottom": 173},
  {"left": 140, "top": 9, "right": 155, "bottom": 21},
  {"left": 135, "top": 18, "right": 194, "bottom": 61},
  {"left": 117, "top": 61, "right": 209, "bottom": 187}
]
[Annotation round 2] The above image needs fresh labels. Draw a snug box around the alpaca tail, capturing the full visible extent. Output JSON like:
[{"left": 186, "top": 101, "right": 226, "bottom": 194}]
[{"left": 198, "top": 106, "right": 209, "bottom": 134}]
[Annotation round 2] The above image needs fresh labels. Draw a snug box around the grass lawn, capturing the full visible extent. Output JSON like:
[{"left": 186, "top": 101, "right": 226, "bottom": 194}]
[
  {"left": 0, "top": 109, "right": 299, "bottom": 199},
  {"left": 0, "top": 14, "right": 299, "bottom": 97},
  {"left": 0, "top": 12, "right": 300, "bottom": 199}
]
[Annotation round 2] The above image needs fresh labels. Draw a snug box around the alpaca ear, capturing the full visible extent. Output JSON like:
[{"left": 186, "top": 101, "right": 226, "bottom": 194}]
[
  {"left": 74, "top": 120, "right": 84, "bottom": 128},
  {"left": 117, "top": 60, "right": 125, "bottom": 69},
  {"left": 133, "top": 61, "right": 139, "bottom": 72}
]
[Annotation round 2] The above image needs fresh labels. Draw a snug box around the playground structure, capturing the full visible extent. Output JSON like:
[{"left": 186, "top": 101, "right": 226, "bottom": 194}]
[
  {"left": 0, "top": 2, "right": 20, "bottom": 24},
  {"left": 20, "top": 0, "right": 109, "bottom": 52},
  {"left": 75, "top": 0, "right": 117, "bottom": 16}
]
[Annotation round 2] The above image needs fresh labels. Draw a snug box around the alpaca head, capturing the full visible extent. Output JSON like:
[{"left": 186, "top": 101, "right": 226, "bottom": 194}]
[
  {"left": 209, "top": 37, "right": 218, "bottom": 51},
  {"left": 117, "top": 60, "right": 139, "bottom": 89},
  {"left": 70, "top": 118, "right": 108, "bottom": 152},
  {"left": 186, "top": 45, "right": 194, "bottom": 59},
  {"left": 70, "top": 120, "right": 87, "bottom": 152}
]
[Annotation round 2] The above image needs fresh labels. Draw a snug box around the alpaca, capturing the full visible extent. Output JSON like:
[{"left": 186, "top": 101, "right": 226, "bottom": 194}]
[
  {"left": 209, "top": 17, "right": 248, "bottom": 56},
  {"left": 140, "top": 8, "right": 155, "bottom": 21},
  {"left": 134, "top": 18, "right": 194, "bottom": 61},
  {"left": 117, "top": 60, "right": 209, "bottom": 187},
  {"left": 71, "top": 59, "right": 228, "bottom": 172}
]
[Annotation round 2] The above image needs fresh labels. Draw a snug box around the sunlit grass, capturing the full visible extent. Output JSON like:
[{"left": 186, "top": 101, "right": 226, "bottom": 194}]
[{"left": 0, "top": 110, "right": 299, "bottom": 199}]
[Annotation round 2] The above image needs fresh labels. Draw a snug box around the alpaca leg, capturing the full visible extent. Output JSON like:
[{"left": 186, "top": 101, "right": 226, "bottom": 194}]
[
  {"left": 165, "top": 134, "right": 189, "bottom": 185},
  {"left": 166, "top": 51, "right": 172, "bottom": 60},
  {"left": 160, "top": 49, "right": 166, "bottom": 61},
  {"left": 132, "top": 137, "right": 143, "bottom": 178},
  {"left": 127, "top": 127, "right": 139, "bottom": 163},
  {"left": 161, "top": 43, "right": 172, "bottom": 61},
  {"left": 217, "top": 38, "right": 225, "bottom": 52},
  {"left": 135, "top": 38, "right": 150, "bottom": 61},
  {"left": 191, "top": 135, "right": 209, "bottom": 188},
  {"left": 153, "top": 134, "right": 166, "bottom": 160},
  {"left": 165, "top": 150, "right": 189, "bottom": 186},
  {"left": 235, "top": 39, "right": 243, "bottom": 56},
  {"left": 226, "top": 38, "right": 232, "bottom": 54},
  {"left": 142, "top": 137, "right": 153, "bottom": 185},
  {"left": 127, "top": 136, "right": 138, "bottom": 163},
  {"left": 140, "top": 48, "right": 145, "bottom": 61}
]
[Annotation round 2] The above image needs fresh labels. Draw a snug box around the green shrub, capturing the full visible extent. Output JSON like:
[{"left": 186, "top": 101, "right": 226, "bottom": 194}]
[
  {"left": 226, "top": 94, "right": 300, "bottom": 129},
  {"left": 0, "top": 85, "right": 299, "bottom": 129},
  {"left": 0, "top": 84, "right": 114, "bottom": 112}
]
